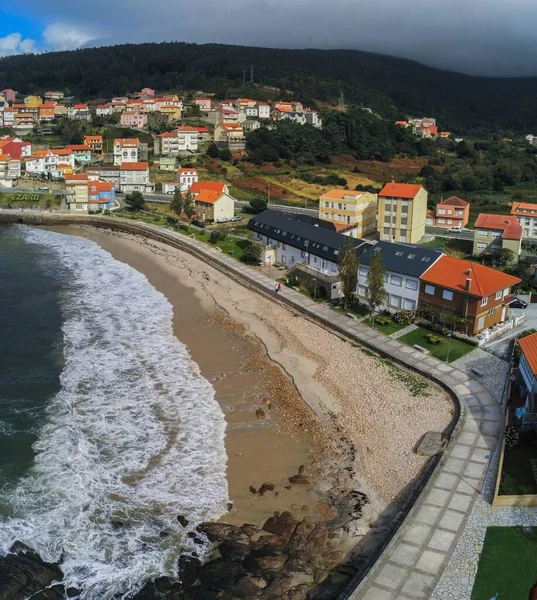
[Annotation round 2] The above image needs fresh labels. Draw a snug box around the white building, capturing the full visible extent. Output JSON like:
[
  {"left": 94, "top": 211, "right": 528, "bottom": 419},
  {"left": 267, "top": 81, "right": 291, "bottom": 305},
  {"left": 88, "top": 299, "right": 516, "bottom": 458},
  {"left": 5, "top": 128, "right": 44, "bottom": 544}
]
[
  {"left": 356, "top": 241, "right": 443, "bottom": 312},
  {"left": 156, "top": 128, "right": 199, "bottom": 155},
  {"left": 177, "top": 168, "right": 199, "bottom": 191},
  {"left": 256, "top": 103, "right": 271, "bottom": 119},
  {"left": 119, "top": 162, "right": 155, "bottom": 193},
  {"left": 0, "top": 153, "right": 20, "bottom": 186},
  {"left": 113, "top": 138, "right": 140, "bottom": 166}
]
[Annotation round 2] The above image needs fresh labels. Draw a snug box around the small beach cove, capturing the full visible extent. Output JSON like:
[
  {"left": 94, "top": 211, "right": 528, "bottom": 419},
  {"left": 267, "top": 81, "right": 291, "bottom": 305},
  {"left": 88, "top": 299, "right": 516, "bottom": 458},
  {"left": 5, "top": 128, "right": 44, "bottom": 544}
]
[{"left": 0, "top": 222, "right": 453, "bottom": 600}]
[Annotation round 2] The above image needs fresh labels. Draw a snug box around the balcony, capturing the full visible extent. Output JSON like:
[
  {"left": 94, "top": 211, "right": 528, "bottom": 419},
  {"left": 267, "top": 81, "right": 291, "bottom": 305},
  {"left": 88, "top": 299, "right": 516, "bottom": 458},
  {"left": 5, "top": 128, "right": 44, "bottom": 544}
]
[{"left": 292, "top": 261, "right": 339, "bottom": 284}]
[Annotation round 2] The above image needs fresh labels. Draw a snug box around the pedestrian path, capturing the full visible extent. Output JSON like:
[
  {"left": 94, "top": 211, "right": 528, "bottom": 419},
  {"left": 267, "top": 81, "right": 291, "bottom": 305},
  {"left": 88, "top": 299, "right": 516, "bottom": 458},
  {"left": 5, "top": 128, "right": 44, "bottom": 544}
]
[
  {"left": 390, "top": 323, "right": 419, "bottom": 339},
  {"left": 4, "top": 213, "right": 504, "bottom": 600}
]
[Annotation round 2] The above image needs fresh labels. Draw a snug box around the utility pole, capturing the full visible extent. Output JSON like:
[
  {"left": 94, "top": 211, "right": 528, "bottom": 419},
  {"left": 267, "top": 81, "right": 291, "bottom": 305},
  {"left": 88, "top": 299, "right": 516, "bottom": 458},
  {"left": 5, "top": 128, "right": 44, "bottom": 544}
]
[
  {"left": 250, "top": 65, "right": 254, "bottom": 84},
  {"left": 243, "top": 69, "right": 246, "bottom": 85},
  {"left": 267, "top": 181, "right": 271, "bottom": 205}
]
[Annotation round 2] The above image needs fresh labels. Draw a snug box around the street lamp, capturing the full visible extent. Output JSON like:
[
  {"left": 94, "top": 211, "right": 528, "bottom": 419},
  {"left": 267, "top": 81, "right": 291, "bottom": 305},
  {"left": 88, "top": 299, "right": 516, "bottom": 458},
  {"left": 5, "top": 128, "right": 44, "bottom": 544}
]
[
  {"left": 446, "top": 332, "right": 453, "bottom": 363},
  {"left": 267, "top": 255, "right": 272, "bottom": 277}
]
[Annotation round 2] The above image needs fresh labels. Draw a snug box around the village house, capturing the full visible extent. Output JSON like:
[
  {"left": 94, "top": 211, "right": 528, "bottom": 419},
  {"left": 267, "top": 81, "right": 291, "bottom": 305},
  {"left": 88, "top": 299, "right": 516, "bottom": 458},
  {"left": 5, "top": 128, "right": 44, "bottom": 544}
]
[
  {"left": 66, "top": 174, "right": 91, "bottom": 211},
  {"left": 13, "top": 113, "right": 35, "bottom": 131},
  {"left": 0, "top": 137, "right": 32, "bottom": 160},
  {"left": 86, "top": 166, "right": 121, "bottom": 189},
  {"left": 24, "top": 95, "right": 42, "bottom": 108},
  {"left": 54, "top": 104, "right": 68, "bottom": 117},
  {"left": 162, "top": 182, "right": 182, "bottom": 194},
  {"left": 427, "top": 196, "right": 470, "bottom": 228},
  {"left": 84, "top": 135, "right": 104, "bottom": 154},
  {"left": 357, "top": 242, "right": 443, "bottom": 313},
  {"left": 242, "top": 120, "right": 261, "bottom": 132},
  {"left": 120, "top": 111, "right": 148, "bottom": 128},
  {"left": 419, "top": 255, "right": 521, "bottom": 336},
  {"left": 190, "top": 181, "right": 235, "bottom": 222},
  {"left": 256, "top": 102, "right": 271, "bottom": 119},
  {"left": 215, "top": 107, "right": 239, "bottom": 125},
  {"left": 44, "top": 91, "right": 64, "bottom": 100},
  {"left": 2, "top": 89, "right": 16, "bottom": 103},
  {"left": 175, "top": 127, "right": 199, "bottom": 154},
  {"left": 68, "top": 104, "right": 91, "bottom": 121},
  {"left": 0, "top": 153, "right": 21, "bottom": 186},
  {"left": 50, "top": 148, "right": 76, "bottom": 176},
  {"left": 25, "top": 150, "right": 62, "bottom": 178},
  {"left": 177, "top": 168, "right": 198, "bottom": 191},
  {"left": 88, "top": 180, "right": 116, "bottom": 212},
  {"left": 473, "top": 214, "right": 522, "bottom": 259},
  {"left": 304, "top": 109, "right": 322, "bottom": 128},
  {"left": 96, "top": 103, "right": 113, "bottom": 116},
  {"left": 66, "top": 145, "right": 93, "bottom": 165},
  {"left": 113, "top": 138, "right": 140, "bottom": 166},
  {"left": 159, "top": 105, "right": 183, "bottom": 121},
  {"left": 38, "top": 103, "right": 56, "bottom": 122},
  {"left": 1, "top": 108, "right": 15, "bottom": 128},
  {"left": 248, "top": 210, "right": 371, "bottom": 300},
  {"left": 140, "top": 87, "right": 156, "bottom": 98},
  {"left": 111, "top": 97, "right": 128, "bottom": 104},
  {"left": 319, "top": 189, "right": 378, "bottom": 238},
  {"left": 119, "top": 161, "right": 155, "bottom": 193},
  {"left": 194, "top": 97, "right": 212, "bottom": 111},
  {"left": 159, "top": 156, "right": 177, "bottom": 171},
  {"left": 214, "top": 123, "right": 245, "bottom": 150},
  {"left": 511, "top": 202, "right": 537, "bottom": 238},
  {"left": 378, "top": 182, "right": 428, "bottom": 243},
  {"left": 193, "top": 126, "right": 210, "bottom": 142}
]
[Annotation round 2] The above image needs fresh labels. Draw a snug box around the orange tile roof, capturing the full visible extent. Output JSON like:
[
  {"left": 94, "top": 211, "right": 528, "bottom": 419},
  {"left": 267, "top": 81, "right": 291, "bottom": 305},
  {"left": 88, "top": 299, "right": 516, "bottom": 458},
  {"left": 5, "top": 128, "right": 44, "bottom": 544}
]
[
  {"left": 119, "top": 161, "right": 148, "bottom": 171},
  {"left": 0, "top": 153, "right": 11, "bottom": 161},
  {"left": 379, "top": 183, "right": 423, "bottom": 199},
  {"left": 178, "top": 168, "right": 197, "bottom": 174},
  {"left": 474, "top": 214, "right": 522, "bottom": 240},
  {"left": 439, "top": 196, "right": 469, "bottom": 207},
  {"left": 420, "top": 255, "right": 520, "bottom": 298},
  {"left": 51, "top": 148, "right": 74, "bottom": 156},
  {"left": 511, "top": 202, "right": 537, "bottom": 217},
  {"left": 158, "top": 132, "right": 176, "bottom": 138},
  {"left": 190, "top": 181, "right": 226, "bottom": 194},
  {"left": 221, "top": 123, "right": 242, "bottom": 130},
  {"left": 195, "top": 189, "right": 221, "bottom": 204},
  {"left": 65, "top": 174, "right": 89, "bottom": 182},
  {"left": 518, "top": 332, "right": 537, "bottom": 374},
  {"left": 89, "top": 181, "right": 114, "bottom": 192},
  {"left": 175, "top": 126, "right": 198, "bottom": 132},
  {"left": 72, "top": 104, "right": 88, "bottom": 109},
  {"left": 66, "top": 145, "right": 91, "bottom": 151},
  {"left": 114, "top": 138, "right": 140, "bottom": 147},
  {"left": 84, "top": 135, "right": 103, "bottom": 143},
  {"left": 321, "top": 189, "right": 365, "bottom": 200},
  {"left": 394, "top": 120, "right": 408, "bottom": 126},
  {"left": 29, "top": 150, "right": 50, "bottom": 158}
]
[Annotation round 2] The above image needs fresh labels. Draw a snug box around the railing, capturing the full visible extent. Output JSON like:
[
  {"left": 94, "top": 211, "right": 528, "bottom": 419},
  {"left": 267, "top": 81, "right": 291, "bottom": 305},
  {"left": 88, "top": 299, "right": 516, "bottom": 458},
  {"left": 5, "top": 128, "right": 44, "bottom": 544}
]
[
  {"left": 521, "top": 412, "right": 537, "bottom": 430},
  {"left": 478, "top": 314, "right": 525, "bottom": 345},
  {"left": 292, "top": 261, "right": 340, "bottom": 283}
]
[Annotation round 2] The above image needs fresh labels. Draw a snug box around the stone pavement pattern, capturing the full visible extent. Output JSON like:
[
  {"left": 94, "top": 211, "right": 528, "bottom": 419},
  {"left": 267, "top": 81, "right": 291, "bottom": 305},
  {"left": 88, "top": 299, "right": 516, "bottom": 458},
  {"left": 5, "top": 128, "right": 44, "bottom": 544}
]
[{"left": 2, "top": 214, "right": 505, "bottom": 600}]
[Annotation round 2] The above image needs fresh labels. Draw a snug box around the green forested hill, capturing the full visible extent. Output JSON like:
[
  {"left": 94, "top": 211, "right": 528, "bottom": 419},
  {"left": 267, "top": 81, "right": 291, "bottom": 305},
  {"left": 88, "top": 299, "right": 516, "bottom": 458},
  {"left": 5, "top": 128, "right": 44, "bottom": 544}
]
[{"left": 1, "top": 41, "right": 537, "bottom": 132}]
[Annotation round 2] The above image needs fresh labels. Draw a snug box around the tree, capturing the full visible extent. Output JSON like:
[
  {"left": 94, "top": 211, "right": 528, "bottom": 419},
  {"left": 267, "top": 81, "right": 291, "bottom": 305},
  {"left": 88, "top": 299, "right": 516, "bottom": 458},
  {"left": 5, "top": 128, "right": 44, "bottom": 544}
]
[
  {"left": 207, "top": 143, "right": 219, "bottom": 158},
  {"left": 366, "top": 249, "right": 386, "bottom": 319},
  {"left": 183, "top": 192, "right": 196, "bottom": 229},
  {"left": 248, "top": 198, "right": 268, "bottom": 213},
  {"left": 494, "top": 248, "right": 516, "bottom": 267},
  {"left": 240, "top": 242, "right": 263, "bottom": 265},
  {"left": 219, "top": 147, "right": 232, "bottom": 161},
  {"left": 338, "top": 237, "right": 359, "bottom": 309},
  {"left": 170, "top": 187, "right": 183, "bottom": 225},
  {"left": 125, "top": 191, "right": 145, "bottom": 211}
]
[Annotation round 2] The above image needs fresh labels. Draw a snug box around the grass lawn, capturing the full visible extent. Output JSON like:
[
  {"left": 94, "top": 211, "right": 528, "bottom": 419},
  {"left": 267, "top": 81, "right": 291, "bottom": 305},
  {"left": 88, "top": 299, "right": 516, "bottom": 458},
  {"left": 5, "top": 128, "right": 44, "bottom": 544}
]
[
  {"left": 471, "top": 527, "right": 537, "bottom": 600},
  {"left": 421, "top": 237, "right": 473, "bottom": 259},
  {"left": 361, "top": 315, "right": 408, "bottom": 335},
  {"left": 399, "top": 326, "right": 475, "bottom": 362},
  {"left": 333, "top": 303, "right": 370, "bottom": 318},
  {"left": 499, "top": 442, "right": 537, "bottom": 495}
]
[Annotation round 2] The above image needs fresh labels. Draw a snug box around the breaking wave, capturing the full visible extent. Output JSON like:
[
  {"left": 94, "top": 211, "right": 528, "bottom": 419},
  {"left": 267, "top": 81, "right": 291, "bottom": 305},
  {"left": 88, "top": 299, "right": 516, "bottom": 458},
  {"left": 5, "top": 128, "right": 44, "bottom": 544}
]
[{"left": 0, "top": 227, "right": 229, "bottom": 599}]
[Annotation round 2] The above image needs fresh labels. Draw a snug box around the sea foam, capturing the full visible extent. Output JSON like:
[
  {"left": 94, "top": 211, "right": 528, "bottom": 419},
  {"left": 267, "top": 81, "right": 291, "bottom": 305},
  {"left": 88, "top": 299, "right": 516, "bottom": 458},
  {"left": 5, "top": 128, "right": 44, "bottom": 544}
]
[{"left": 0, "top": 227, "right": 229, "bottom": 599}]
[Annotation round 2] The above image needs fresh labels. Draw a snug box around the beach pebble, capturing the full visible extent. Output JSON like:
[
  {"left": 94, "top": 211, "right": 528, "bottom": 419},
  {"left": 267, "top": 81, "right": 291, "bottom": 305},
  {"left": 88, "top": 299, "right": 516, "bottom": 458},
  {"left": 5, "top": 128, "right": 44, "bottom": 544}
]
[{"left": 255, "top": 409, "right": 266, "bottom": 420}]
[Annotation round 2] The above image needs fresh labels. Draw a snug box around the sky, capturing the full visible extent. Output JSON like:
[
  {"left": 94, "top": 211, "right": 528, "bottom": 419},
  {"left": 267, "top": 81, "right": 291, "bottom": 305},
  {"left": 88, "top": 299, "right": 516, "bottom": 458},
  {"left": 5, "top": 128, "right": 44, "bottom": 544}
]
[{"left": 1, "top": 1, "right": 537, "bottom": 77}]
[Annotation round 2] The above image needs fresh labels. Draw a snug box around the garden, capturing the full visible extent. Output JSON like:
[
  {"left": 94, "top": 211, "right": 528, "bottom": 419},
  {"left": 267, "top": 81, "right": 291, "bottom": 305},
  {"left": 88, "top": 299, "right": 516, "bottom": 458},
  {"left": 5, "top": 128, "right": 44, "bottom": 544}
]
[
  {"left": 498, "top": 428, "right": 537, "bottom": 496},
  {"left": 399, "top": 326, "right": 476, "bottom": 362},
  {"left": 471, "top": 527, "right": 537, "bottom": 600}
]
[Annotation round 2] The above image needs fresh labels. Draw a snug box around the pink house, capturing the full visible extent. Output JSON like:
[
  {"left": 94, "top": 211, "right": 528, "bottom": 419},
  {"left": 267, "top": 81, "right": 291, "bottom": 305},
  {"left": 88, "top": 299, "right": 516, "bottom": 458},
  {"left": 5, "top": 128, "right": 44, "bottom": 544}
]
[
  {"left": 120, "top": 111, "right": 148, "bottom": 128},
  {"left": 2, "top": 89, "right": 16, "bottom": 103},
  {"left": 141, "top": 88, "right": 155, "bottom": 97},
  {"left": 195, "top": 97, "right": 212, "bottom": 111}
]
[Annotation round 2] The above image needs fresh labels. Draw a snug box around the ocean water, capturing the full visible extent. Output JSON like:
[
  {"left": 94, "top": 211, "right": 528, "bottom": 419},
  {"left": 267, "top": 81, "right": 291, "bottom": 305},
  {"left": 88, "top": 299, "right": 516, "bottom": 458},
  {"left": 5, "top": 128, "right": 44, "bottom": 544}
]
[{"left": 0, "top": 225, "right": 229, "bottom": 599}]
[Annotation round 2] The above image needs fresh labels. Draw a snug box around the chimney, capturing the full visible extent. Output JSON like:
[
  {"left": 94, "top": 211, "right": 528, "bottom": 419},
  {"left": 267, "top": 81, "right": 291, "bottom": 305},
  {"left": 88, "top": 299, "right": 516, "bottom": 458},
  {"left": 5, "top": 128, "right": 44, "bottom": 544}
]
[
  {"left": 465, "top": 278, "right": 472, "bottom": 291},
  {"left": 466, "top": 268, "right": 472, "bottom": 276}
]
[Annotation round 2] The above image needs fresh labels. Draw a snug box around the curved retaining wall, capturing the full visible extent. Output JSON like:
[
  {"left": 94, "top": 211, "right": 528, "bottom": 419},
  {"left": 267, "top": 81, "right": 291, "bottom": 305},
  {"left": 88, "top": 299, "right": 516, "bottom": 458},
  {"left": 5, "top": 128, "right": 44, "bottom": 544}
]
[{"left": 1, "top": 213, "right": 501, "bottom": 600}]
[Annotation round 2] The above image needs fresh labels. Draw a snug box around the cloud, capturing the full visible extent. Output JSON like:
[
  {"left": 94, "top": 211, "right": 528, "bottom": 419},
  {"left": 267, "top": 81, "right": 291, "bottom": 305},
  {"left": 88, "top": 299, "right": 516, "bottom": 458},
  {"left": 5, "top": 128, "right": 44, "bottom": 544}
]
[
  {"left": 9, "top": 0, "right": 537, "bottom": 75},
  {"left": 42, "top": 23, "right": 96, "bottom": 51},
  {"left": 0, "top": 32, "right": 36, "bottom": 56}
]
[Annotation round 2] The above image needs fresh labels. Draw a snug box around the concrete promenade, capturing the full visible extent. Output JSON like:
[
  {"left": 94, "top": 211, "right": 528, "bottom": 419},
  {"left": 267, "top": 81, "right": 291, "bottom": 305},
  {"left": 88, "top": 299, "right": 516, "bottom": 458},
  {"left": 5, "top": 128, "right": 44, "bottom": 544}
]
[{"left": 2, "top": 213, "right": 503, "bottom": 600}]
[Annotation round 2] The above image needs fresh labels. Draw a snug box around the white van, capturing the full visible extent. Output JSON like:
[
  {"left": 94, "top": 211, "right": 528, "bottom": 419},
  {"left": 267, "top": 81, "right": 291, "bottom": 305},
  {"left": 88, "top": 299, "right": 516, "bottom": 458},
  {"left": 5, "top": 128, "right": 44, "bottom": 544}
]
[{"left": 449, "top": 225, "right": 462, "bottom": 233}]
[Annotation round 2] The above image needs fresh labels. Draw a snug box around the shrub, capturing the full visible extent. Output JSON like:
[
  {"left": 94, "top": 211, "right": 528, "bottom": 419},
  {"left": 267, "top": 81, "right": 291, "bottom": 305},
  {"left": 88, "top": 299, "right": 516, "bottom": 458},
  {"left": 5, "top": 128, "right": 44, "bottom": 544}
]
[
  {"left": 240, "top": 242, "right": 262, "bottom": 265},
  {"left": 505, "top": 426, "right": 520, "bottom": 450},
  {"left": 286, "top": 276, "right": 299, "bottom": 287},
  {"left": 209, "top": 230, "right": 221, "bottom": 244},
  {"left": 375, "top": 316, "right": 392, "bottom": 326},
  {"left": 394, "top": 309, "right": 415, "bottom": 326},
  {"left": 425, "top": 333, "right": 443, "bottom": 346},
  {"left": 216, "top": 227, "right": 228, "bottom": 242}
]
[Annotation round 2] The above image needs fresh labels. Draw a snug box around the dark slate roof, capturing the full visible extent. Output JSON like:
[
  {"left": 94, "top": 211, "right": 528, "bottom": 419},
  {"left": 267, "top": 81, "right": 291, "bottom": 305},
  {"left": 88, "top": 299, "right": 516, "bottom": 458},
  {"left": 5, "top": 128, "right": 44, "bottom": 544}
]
[
  {"left": 247, "top": 211, "right": 372, "bottom": 262},
  {"left": 360, "top": 241, "right": 443, "bottom": 278}
]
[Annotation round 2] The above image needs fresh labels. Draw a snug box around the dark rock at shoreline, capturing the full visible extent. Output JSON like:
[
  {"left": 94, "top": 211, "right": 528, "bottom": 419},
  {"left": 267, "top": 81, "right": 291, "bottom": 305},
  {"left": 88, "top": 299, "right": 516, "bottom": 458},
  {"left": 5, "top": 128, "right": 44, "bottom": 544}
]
[
  {"left": 177, "top": 515, "right": 189, "bottom": 528},
  {"left": 289, "top": 475, "right": 311, "bottom": 485}
]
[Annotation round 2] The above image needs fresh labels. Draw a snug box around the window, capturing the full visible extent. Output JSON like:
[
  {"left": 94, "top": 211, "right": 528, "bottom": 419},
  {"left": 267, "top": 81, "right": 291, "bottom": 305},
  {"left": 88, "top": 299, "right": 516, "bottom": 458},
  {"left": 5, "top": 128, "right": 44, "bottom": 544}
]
[
  {"left": 383, "top": 273, "right": 388, "bottom": 283},
  {"left": 442, "top": 289, "right": 454, "bottom": 301},
  {"left": 425, "top": 284, "right": 435, "bottom": 295},
  {"left": 75, "top": 203, "right": 84, "bottom": 210},
  {"left": 358, "top": 285, "right": 368, "bottom": 297},
  {"left": 406, "top": 279, "right": 418, "bottom": 290},
  {"left": 359, "top": 266, "right": 368, "bottom": 276},
  {"left": 404, "top": 298, "right": 417, "bottom": 310},
  {"left": 481, "top": 297, "right": 488, "bottom": 306},
  {"left": 488, "top": 308, "right": 495, "bottom": 316},
  {"left": 390, "top": 275, "right": 402, "bottom": 286},
  {"left": 491, "top": 231, "right": 502, "bottom": 238},
  {"left": 282, "top": 244, "right": 286, "bottom": 250},
  {"left": 478, "top": 316, "right": 485, "bottom": 330},
  {"left": 438, "top": 208, "right": 446, "bottom": 215},
  {"left": 503, "top": 288, "right": 509, "bottom": 297},
  {"left": 390, "top": 295, "right": 402, "bottom": 308},
  {"left": 477, "top": 229, "right": 488, "bottom": 237},
  {"left": 495, "top": 291, "right": 502, "bottom": 300}
]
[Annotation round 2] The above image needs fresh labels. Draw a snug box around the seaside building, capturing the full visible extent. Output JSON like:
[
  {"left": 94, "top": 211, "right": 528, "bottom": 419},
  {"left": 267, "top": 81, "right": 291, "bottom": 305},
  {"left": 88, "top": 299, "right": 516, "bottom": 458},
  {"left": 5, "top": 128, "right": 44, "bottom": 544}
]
[
  {"left": 319, "top": 189, "right": 378, "bottom": 238},
  {"left": 473, "top": 214, "right": 522, "bottom": 260},
  {"left": 119, "top": 162, "right": 155, "bottom": 194},
  {"left": 0, "top": 153, "right": 21, "bottom": 186},
  {"left": 378, "top": 183, "right": 428, "bottom": 243},
  {"left": 190, "top": 181, "right": 234, "bottom": 222}
]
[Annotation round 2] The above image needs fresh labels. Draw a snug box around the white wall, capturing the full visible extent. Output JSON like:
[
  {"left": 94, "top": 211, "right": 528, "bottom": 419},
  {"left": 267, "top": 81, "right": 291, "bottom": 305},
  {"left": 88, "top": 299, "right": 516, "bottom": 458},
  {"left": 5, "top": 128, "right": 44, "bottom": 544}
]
[
  {"left": 357, "top": 266, "right": 419, "bottom": 312},
  {"left": 212, "top": 194, "right": 235, "bottom": 222}
]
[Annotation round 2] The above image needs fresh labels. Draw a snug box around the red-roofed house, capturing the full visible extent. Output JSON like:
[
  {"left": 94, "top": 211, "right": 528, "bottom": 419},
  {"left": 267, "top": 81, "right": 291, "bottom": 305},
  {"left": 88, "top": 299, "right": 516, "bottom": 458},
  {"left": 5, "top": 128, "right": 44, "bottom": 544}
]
[
  {"left": 1, "top": 89, "right": 16, "bottom": 103},
  {"left": 0, "top": 153, "right": 20, "bottom": 186},
  {"left": 194, "top": 97, "right": 212, "bottom": 111},
  {"left": 214, "top": 123, "right": 245, "bottom": 150},
  {"left": 473, "top": 214, "right": 522, "bottom": 260},
  {"left": 0, "top": 137, "right": 32, "bottom": 160},
  {"left": 176, "top": 168, "right": 199, "bottom": 191},
  {"left": 192, "top": 183, "right": 235, "bottom": 222},
  {"left": 140, "top": 87, "right": 156, "bottom": 98},
  {"left": 84, "top": 135, "right": 104, "bottom": 155},
  {"left": 113, "top": 138, "right": 140, "bottom": 165},
  {"left": 378, "top": 182, "right": 428, "bottom": 243},
  {"left": 511, "top": 202, "right": 537, "bottom": 238},
  {"left": 419, "top": 255, "right": 521, "bottom": 336},
  {"left": 68, "top": 104, "right": 91, "bottom": 121},
  {"left": 517, "top": 332, "right": 537, "bottom": 416},
  {"left": 119, "top": 161, "right": 154, "bottom": 193},
  {"left": 431, "top": 196, "right": 470, "bottom": 228}
]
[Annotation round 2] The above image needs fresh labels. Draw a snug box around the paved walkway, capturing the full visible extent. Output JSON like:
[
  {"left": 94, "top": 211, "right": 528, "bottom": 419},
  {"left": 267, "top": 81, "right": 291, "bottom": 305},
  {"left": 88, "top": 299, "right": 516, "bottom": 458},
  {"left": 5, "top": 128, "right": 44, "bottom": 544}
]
[
  {"left": 390, "top": 323, "right": 419, "bottom": 339},
  {"left": 4, "top": 214, "right": 504, "bottom": 600}
]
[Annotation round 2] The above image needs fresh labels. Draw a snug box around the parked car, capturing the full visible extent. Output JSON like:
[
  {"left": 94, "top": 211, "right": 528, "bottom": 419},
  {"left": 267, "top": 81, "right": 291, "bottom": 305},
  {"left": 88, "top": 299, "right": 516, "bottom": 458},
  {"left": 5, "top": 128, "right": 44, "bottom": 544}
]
[
  {"left": 448, "top": 225, "right": 462, "bottom": 233},
  {"left": 231, "top": 216, "right": 243, "bottom": 222},
  {"left": 39, "top": 186, "right": 49, "bottom": 191},
  {"left": 510, "top": 297, "right": 528, "bottom": 309}
]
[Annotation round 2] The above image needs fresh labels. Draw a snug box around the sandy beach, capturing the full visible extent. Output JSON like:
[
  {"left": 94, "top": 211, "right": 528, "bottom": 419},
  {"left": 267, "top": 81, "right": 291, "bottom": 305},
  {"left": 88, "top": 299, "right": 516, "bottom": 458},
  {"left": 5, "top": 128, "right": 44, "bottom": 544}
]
[{"left": 49, "top": 224, "right": 452, "bottom": 545}]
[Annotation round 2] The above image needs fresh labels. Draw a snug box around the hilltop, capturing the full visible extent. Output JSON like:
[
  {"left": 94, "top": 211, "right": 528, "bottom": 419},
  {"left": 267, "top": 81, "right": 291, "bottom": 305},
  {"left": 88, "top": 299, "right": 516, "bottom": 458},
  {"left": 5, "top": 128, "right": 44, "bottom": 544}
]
[{"left": 1, "top": 41, "right": 537, "bottom": 132}]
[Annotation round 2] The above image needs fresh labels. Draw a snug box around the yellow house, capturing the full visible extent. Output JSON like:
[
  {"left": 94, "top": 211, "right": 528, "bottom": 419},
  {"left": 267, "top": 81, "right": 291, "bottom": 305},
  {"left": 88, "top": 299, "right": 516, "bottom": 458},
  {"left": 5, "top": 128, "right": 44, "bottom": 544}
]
[
  {"left": 319, "top": 189, "right": 377, "bottom": 238},
  {"left": 159, "top": 106, "right": 182, "bottom": 121},
  {"left": 378, "top": 183, "right": 428, "bottom": 244},
  {"left": 24, "top": 95, "right": 43, "bottom": 108},
  {"left": 65, "top": 174, "right": 90, "bottom": 211}
]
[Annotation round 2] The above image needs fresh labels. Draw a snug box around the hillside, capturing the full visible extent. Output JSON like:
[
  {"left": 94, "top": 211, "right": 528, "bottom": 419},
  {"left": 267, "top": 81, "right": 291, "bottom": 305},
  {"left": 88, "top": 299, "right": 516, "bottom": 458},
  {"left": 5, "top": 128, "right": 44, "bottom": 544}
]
[{"left": 1, "top": 41, "right": 537, "bottom": 132}]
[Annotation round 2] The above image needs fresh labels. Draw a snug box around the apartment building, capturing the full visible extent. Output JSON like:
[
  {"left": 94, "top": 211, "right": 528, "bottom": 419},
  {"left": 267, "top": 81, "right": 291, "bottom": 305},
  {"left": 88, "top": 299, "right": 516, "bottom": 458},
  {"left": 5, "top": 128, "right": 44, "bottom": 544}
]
[
  {"left": 473, "top": 214, "right": 522, "bottom": 259},
  {"left": 120, "top": 111, "right": 148, "bottom": 128},
  {"left": 113, "top": 138, "right": 140, "bottom": 166},
  {"left": 419, "top": 256, "right": 521, "bottom": 336},
  {"left": 0, "top": 153, "right": 20, "bottom": 186},
  {"left": 65, "top": 174, "right": 91, "bottom": 212},
  {"left": 119, "top": 162, "right": 155, "bottom": 193},
  {"left": 319, "top": 189, "right": 377, "bottom": 238},
  {"left": 511, "top": 202, "right": 537, "bottom": 238},
  {"left": 378, "top": 183, "right": 428, "bottom": 243}
]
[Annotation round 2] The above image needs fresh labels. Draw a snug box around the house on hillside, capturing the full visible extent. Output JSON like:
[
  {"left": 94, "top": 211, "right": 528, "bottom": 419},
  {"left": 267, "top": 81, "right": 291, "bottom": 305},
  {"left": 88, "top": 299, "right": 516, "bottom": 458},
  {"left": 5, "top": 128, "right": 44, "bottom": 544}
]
[
  {"left": 248, "top": 210, "right": 372, "bottom": 300},
  {"left": 68, "top": 104, "right": 91, "bottom": 121},
  {"left": 378, "top": 183, "right": 428, "bottom": 243},
  {"left": 159, "top": 156, "right": 176, "bottom": 171},
  {"left": 177, "top": 168, "right": 198, "bottom": 191},
  {"left": 88, "top": 180, "right": 116, "bottom": 213},
  {"left": 44, "top": 91, "right": 64, "bottom": 100},
  {"left": 2, "top": 89, "right": 16, "bottom": 103},
  {"left": 66, "top": 145, "right": 92, "bottom": 165},
  {"left": 430, "top": 196, "right": 470, "bottom": 228},
  {"left": 319, "top": 189, "right": 377, "bottom": 238},
  {"left": 113, "top": 138, "right": 140, "bottom": 166},
  {"left": 419, "top": 255, "right": 521, "bottom": 336},
  {"left": 119, "top": 161, "right": 155, "bottom": 193},
  {"left": 120, "top": 111, "right": 148, "bottom": 128},
  {"left": 473, "top": 214, "right": 522, "bottom": 260},
  {"left": 84, "top": 135, "right": 104, "bottom": 155},
  {"left": 516, "top": 332, "right": 537, "bottom": 417},
  {"left": 195, "top": 97, "right": 212, "bottom": 111},
  {"left": 511, "top": 202, "right": 537, "bottom": 238},
  {"left": 357, "top": 242, "right": 443, "bottom": 313},
  {"left": 190, "top": 182, "right": 234, "bottom": 222},
  {"left": 0, "top": 153, "right": 21, "bottom": 186},
  {"left": 214, "top": 123, "right": 245, "bottom": 150}
]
